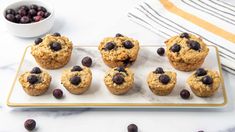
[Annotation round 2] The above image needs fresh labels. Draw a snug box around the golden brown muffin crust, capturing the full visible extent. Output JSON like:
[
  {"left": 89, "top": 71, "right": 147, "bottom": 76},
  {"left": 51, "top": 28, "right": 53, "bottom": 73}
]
[
  {"left": 61, "top": 66, "right": 92, "bottom": 95},
  {"left": 31, "top": 34, "right": 73, "bottom": 69},
  {"left": 98, "top": 35, "right": 140, "bottom": 67},
  {"left": 187, "top": 69, "right": 221, "bottom": 97},
  {"left": 104, "top": 67, "right": 134, "bottom": 95},
  {"left": 19, "top": 70, "right": 51, "bottom": 96},
  {"left": 165, "top": 33, "right": 209, "bottom": 71}
]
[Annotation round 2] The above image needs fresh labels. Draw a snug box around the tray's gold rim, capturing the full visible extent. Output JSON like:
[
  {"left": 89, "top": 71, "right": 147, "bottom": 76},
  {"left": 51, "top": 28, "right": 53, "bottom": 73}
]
[{"left": 6, "top": 45, "right": 227, "bottom": 108}]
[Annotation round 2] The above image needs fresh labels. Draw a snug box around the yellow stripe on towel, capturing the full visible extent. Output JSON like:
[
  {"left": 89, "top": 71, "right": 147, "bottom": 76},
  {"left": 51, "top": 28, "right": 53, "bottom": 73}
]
[{"left": 159, "top": 0, "right": 235, "bottom": 43}]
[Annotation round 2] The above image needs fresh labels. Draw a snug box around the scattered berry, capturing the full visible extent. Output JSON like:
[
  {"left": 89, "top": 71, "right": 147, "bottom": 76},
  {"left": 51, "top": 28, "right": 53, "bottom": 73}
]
[
  {"left": 128, "top": 124, "right": 138, "bottom": 132},
  {"left": 180, "top": 89, "right": 190, "bottom": 99},
  {"left": 82, "top": 56, "right": 92, "bottom": 67},
  {"left": 157, "top": 47, "right": 165, "bottom": 56},
  {"left": 24, "top": 119, "right": 36, "bottom": 131},
  {"left": 53, "top": 89, "right": 63, "bottom": 99}
]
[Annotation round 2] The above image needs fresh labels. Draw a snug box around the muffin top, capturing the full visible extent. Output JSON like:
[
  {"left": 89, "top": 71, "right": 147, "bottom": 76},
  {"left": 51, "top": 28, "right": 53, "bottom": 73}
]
[
  {"left": 104, "top": 66, "right": 134, "bottom": 89},
  {"left": 61, "top": 66, "right": 92, "bottom": 89},
  {"left": 31, "top": 33, "right": 73, "bottom": 59},
  {"left": 147, "top": 67, "right": 176, "bottom": 90},
  {"left": 98, "top": 34, "right": 140, "bottom": 63},
  {"left": 165, "top": 33, "right": 209, "bottom": 64},
  {"left": 19, "top": 67, "right": 51, "bottom": 90},
  {"left": 187, "top": 68, "right": 221, "bottom": 91}
]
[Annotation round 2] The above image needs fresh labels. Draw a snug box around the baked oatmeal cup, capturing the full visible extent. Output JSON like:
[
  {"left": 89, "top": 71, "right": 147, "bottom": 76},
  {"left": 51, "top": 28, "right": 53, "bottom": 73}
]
[
  {"left": 147, "top": 67, "right": 177, "bottom": 96},
  {"left": 61, "top": 66, "right": 92, "bottom": 95},
  {"left": 98, "top": 33, "right": 140, "bottom": 68},
  {"left": 31, "top": 32, "right": 73, "bottom": 69},
  {"left": 104, "top": 66, "right": 134, "bottom": 95},
  {"left": 19, "top": 67, "right": 51, "bottom": 96},
  {"left": 187, "top": 68, "right": 221, "bottom": 97},
  {"left": 165, "top": 33, "right": 209, "bottom": 71}
]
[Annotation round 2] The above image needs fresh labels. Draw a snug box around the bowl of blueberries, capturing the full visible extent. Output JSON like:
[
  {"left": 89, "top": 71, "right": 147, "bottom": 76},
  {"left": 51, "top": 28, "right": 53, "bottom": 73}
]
[{"left": 3, "top": 0, "right": 55, "bottom": 38}]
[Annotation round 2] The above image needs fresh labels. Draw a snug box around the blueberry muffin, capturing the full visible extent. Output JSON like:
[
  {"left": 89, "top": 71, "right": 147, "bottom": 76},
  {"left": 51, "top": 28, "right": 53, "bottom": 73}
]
[
  {"left": 187, "top": 68, "right": 221, "bottom": 97},
  {"left": 19, "top": 67, "right": 51, "bottom": 96},
  {"left": 31, "top": 33, "right": 73, "bottom": 69},
  {"left": 61, "top": 66, "right": 92, "bottom": 95},
  {"left": 98, "top": 33, "right": 140, "bottom": 68},
  {"left": 147, "top": 67, "right": 177, "bottom": 96},
  {"left": 165, "top": 33, "right": 209, "bottom": 71},
  {"left": 104, "top": 66, "right": 134, "bottom": 95}
]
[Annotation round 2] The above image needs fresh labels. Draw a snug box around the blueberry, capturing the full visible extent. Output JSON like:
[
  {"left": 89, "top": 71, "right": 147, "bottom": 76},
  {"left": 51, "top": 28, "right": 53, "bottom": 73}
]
[
  {"left": 53, "top": 89, "right": 63, "bottom": 99},
  {"left": 202, "top": 76, "right": 213, "bottom": 85},
  {"left": 44, "top": 12, "right": 51, "bottom": 18},
  {"left": 195, "top": 68, "right": 207, "bottom": 76},
  {"left": 27, "top": 75, "right": 38, "bottom": 84},
  {"left": 159, "top": 74, "right": 170, "bottom": 84},
  {"left": 50, "top": 42, "right": 62, "bottom": 51},
  {"left": 70, "top": 76, "right": 81, "bottom": 85},
  {"left": 20, "top": 16, "right": 30, "bottom": 23},
  {"left": 127, "top": 124, "right": 138, "bottom": 132},
  {"left": 180, "top": 89, "right": 190, "bottom": 99},
  {"left": 37, "top": 11, "right": 45, "bottom": 17},
  {"left": 29, "top": 9, "right": 37, "bottom": 16},
  {"left": 37, "top": 6, "right": 47, "bottom": 12},
  {"left": 180, "top": 32, "right": 189, "bottom": 39},
  {"left": 17, "top": 8, "right": 27, "bottom": 16},
  {"left": 34, "top": 38, "right": 42, "bottom": 45},
  {"left": 115, "top": 33, "right": 123, "bottom": 37},
  {"left": 29, "top": 4, "right": 38, "bottom": 10},
  {"left": 153, "top": 67, "right": 164, "bottom": 74},
  {"left": 30, "top": 67, "right": 41, "bottom": 74},
  {"left": 105, "top": 42, "right": 115, "bottom": 50},
  {"left": 123, "top": 40, "right": 134, "bottom": 49},
  {"left": 82, "top": 56, "right": 92, "bottom": 67},
  {"left": 122, "top": 58, "right": 133, "bottom": 66},
  {"left": 157, "top": 47, "right": 165, "bottom": 56},
  {"left": 5, "top": 9, "right": 15, "bottom": 15},
  {"left": 170, "top": 44, "right": 181, "bottom": 52},
  {"left": 24, "top": 119, "right": 36, "bottom": 131},
  {"left": 5, "top": 14, "right": 15, "bottom": 22},
  {"left": 33, "top": 15, "right": 42, "bottom": 22},
  {"left": 116, "top": 66, "right": 126, "bottom": 73},
  {"left": 187, "top": 40, "right": 201, "bottom": 51},
  {"left": 71, "top": 66, "right": 83, "bottom": 72},
  {"left": 112, "top": 73, "right": 124, "bottom": 85},
  {"left": 15, "top": 14, "right": 21, "bottom": 23},
  {"left": 19, "top": 5, "right": 29, "bottom": 12},
  {"left": 53, "top": 32, "right": 61, "bottom": 36}
]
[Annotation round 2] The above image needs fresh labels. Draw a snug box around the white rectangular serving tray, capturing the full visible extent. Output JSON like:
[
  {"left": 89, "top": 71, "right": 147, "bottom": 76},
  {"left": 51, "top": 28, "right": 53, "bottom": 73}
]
[{"left": 7, "top": 45, "right": 227, "bottom": 108}]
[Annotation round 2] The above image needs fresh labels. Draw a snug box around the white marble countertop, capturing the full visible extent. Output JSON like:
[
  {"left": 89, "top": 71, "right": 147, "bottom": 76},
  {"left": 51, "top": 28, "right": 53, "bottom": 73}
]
[{"left": 0, "top": 0, "right": 235, "bottom": 131}]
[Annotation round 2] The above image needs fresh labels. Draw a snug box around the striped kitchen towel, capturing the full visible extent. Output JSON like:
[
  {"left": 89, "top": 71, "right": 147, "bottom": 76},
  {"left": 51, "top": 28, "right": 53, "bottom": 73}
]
[{"left": 128, "top": 0, "right": 235, "bottom": 74}]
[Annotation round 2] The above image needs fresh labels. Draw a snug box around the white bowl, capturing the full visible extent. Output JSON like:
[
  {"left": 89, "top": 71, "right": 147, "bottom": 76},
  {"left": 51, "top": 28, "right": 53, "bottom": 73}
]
[{"left": 2, "top": 0, "right": 55, "bottom": 38}]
